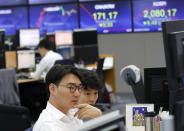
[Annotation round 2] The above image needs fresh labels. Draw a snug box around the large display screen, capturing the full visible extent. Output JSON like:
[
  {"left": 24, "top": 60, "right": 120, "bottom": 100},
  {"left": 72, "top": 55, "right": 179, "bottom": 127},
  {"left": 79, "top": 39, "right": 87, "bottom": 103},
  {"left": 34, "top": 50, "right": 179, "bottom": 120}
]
[
  {"left": 0, "top": 0, "right": 27, "bottom": 6},
  {"left": 80, "top": 1, "right": 132, "bottom": 33},
  {"left": 29, "top": 4, "right": 78, "bottom": 36},
  {"left": 29, "top": 0, "right": 77, "bottom": 5},
  {"left": 133, "top": 0, "right": 184, "bottom": 32},
  {"left": 0, "top": 7, "right": 28, "bottom": 35},
  {"left": 79, "top": 0, "right": 117, "bottom": 2}
]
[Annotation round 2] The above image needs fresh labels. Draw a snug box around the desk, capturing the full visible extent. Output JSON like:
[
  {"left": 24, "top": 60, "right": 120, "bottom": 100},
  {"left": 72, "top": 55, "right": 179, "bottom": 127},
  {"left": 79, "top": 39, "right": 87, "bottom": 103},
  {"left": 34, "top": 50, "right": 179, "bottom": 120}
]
[
  {"left": 86, "top": 54, "right": 116, "bottom": 93},
  {"left": 18, "top": 78, "right": 43, "bottom": 84}
]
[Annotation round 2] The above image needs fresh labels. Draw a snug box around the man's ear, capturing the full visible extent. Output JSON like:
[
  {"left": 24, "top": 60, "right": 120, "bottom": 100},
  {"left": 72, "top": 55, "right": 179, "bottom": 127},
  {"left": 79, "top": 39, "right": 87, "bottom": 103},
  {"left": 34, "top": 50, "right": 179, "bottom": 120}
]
[{"left": 49, "top": 83, "right": 56, "bottom": 95}]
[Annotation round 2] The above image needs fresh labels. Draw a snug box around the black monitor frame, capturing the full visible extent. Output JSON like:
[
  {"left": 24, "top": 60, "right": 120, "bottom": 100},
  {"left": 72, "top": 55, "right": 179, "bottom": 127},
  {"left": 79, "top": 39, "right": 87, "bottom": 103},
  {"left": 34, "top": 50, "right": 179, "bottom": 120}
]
[
  {"left": 144, "top": 67, "right": 169, "bottom": 113},
  {"left": 162, "top": 20, "right": 184, "bottom": 113},
  {"left": 73, "top": 28, "right": 98, "bottom": 46},
  {"left": 162, "top": 20, "right": 184, "bottom": 90},
  {"left": 73, "top": 28, "right": 99, "bottom": 64}
]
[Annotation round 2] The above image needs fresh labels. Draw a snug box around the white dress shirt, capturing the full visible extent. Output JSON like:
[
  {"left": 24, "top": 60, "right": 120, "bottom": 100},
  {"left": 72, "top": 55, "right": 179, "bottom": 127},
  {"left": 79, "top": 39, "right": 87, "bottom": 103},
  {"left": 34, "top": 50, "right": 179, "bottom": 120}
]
[
  {"left": 30, "top": 50, "right": 63, "bottom": 78},
  {"left": 33, "top": 102, "right": 83, "bottom": 131}
]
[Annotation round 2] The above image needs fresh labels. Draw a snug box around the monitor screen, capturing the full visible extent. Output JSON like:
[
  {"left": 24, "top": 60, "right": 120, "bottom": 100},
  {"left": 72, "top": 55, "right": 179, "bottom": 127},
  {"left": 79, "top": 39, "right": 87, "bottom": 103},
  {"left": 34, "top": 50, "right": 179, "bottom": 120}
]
[
  {"left": 74, "top": 45, "right": 99, "bottom": 64},
  {"left": 29, "top": 0, "right": 77, "bottom": 5},
  {"left": 17, "top": 50, "right": 35, "bottom": 69},
  {"left": 133, "top": 0, "right": 184, "bottom": 32},
  {"left": 0, "top": 0, "right": 27, "bottom": 6},
  {"left": 144, "top": 67, "right": 169, "bottom": 112},
  {"left": 19, "top": 29, "right": 40, "bottom": 47},
  {"left": 55, "top": 31, "right": 73, "bottom": 46},
  {"left": 80, "top": 1, "right": 132, "bottom": 34},
  {"left": 29, "top": 4, "right": 78, "bottom": 36},
  {"left": 73, "top": 28, "right": 97, "bottom": 46},
  {"left": 0, "top": 7, "right": 28, "bottom": 35},
  {"left": 77, "top": 110, "right": 125, "bottom": 131}
]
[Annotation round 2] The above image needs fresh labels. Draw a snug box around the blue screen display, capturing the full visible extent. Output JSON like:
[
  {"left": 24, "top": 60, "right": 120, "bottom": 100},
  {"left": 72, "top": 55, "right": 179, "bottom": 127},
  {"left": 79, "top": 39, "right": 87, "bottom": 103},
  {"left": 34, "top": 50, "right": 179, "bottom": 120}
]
[
  {"left": 0, "top": 0, "right": 27, "bottom": 6},
  {"left": 29, "top": 4, "right": 78, "bottom": 36},
  {"left": 79, "top": 0, "right": 118, "bottom": 2},
  {"left": 29, "top": 0, "right": 77, "bottom": 5},
  {"left": 0, "top": 7, "right": 28, "bottom": 35},
  {"left": 80, "top": 1, "right": 132, "bottom": 34},
  {"left": 133, "top": 0, "right": 184, "bottom": 32}
]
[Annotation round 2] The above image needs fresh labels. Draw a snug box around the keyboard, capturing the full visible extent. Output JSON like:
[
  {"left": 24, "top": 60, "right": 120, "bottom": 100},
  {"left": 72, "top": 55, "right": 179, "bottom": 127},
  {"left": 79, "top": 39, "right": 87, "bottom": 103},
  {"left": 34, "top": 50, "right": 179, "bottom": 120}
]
[{"left": 17, "top": 73, "right": 30, "bottom": 79}]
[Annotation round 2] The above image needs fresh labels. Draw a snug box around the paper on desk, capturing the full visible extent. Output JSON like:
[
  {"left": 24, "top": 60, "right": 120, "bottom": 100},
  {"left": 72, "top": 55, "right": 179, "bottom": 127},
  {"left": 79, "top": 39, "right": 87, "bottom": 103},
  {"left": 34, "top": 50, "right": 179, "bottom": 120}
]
[{"left": 103, "top": 57, "right": 113, "bottom": 68}]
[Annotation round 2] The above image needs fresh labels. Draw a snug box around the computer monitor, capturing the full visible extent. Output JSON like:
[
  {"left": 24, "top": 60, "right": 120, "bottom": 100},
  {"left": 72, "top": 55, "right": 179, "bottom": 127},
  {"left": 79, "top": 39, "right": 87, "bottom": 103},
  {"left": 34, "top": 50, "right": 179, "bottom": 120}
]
[
  {"left": 0, "top": 30, "right": 5, "bottom": 51},
  {"left": 17, "top": 50, "right": 35, "bottom": 69},
  {"left": 162, "top": 20, "right": 184, "bottom": 113},
  {"left": 144, "top": 67, "right": 169, "bottom": 113},
  {"left": 73, "top": 28, "right": 97, "bottom": 46},
  {"left": 55, "top": 31, "right": 73, "bottom": 46},
  {"left": 19, "top": 29, "right": 40, "bottom": 47},
  {"left": 0, "top": 104, "right": 30, "bottom": 131},
  {"left": 73, "top": 28, "right": 98, "bottom": 64},
  {"left": 77, "top": 110, "right": 125, "bottom": 131}
]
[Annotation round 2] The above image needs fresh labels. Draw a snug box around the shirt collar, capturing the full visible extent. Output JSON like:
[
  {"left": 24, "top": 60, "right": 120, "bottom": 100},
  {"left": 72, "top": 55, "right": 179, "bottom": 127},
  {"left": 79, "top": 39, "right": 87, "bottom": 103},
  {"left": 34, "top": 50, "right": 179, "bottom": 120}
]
[{"left": 46, "top": 102, "right": 66, "bottom": 120}]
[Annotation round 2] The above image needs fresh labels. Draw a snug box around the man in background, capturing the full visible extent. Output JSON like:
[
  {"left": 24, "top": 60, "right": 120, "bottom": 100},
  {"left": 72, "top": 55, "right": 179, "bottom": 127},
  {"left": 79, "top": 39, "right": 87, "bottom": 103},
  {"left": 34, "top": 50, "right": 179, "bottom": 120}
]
[{"left": 30, "top": 39, "right": 63, "bottom": 78}]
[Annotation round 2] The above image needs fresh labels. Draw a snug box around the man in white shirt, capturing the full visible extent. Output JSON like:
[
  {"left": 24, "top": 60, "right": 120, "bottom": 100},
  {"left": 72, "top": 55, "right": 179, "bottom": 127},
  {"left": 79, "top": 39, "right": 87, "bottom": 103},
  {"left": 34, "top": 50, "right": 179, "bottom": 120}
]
[
  {"left": 33, "top": 65, "right": 84, "bottom": 131},
  {"left": 30, "top": 39, "right": 63, "bottom": 78}
]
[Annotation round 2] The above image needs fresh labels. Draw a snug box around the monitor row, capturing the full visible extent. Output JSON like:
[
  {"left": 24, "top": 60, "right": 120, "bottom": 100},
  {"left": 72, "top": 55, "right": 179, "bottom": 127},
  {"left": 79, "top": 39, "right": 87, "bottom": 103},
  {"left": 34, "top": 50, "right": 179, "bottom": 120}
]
[
  {"left": 0, "top": 0, "right": 184, "bottom": 35},
  {"left": 18, "top": 28, "right": 97, "bottom": 47}
]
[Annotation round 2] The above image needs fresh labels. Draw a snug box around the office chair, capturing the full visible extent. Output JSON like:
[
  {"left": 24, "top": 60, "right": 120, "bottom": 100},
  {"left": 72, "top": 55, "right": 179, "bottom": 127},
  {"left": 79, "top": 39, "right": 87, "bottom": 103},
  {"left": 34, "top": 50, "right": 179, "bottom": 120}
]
[
  {"left": 0, "top": 104, "right": 31, "bottom": 131},
  {"left": 96, "top": 58, "right": 111, "bottom": 104},
  {"left": 0, "top": 68, "right": 20, "bottom": 105},
  {"left": 54, "top": 59, "right": 75, "bottom": 66},
  {"left": 96, "top": 58, "right": 105, "bottom": 80}
]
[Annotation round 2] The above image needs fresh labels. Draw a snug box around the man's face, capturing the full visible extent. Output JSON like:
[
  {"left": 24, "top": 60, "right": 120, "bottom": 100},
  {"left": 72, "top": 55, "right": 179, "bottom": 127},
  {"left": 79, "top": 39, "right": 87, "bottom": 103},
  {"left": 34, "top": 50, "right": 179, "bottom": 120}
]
[
  {"left": 50, "top": 73, "right": 82, "bottom": 112},
  {"left": 38, "top": 47, "right": 45, "bottom": 57},
  {"left": 79, "top": 87, "right": 98, "bottom": 106}
]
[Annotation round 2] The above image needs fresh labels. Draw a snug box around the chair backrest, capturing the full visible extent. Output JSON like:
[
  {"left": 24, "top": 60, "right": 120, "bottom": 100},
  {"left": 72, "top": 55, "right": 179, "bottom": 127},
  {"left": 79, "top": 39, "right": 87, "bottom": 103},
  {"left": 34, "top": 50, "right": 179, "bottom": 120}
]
[
  {"left": 96, "top": 58, "right": 105, "bottom": 80},
  {"left": 0, "top": 68, "right": 20, "bottom": 105},
  {"left": 0, "top": 104, "right": 31, "bottom": 131},
  {"left": 54, "top": 59, "right": 75, "bottom": 66}
]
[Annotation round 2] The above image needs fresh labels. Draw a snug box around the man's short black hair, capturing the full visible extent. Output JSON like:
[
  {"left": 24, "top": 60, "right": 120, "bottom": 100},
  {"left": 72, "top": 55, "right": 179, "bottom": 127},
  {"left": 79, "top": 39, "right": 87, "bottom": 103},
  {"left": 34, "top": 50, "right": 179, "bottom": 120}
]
[
  {"left": 45, "top": 65, "right": 82, "bottom": 96},
  {"left": 79, "top": 69, "right": 104, "bottom": 91},
  {"left": 38, "top": 38, "right": 55, "bottom": 50},
  {"left": 46, "top": 65, "right": 82, "bottom": 86}
]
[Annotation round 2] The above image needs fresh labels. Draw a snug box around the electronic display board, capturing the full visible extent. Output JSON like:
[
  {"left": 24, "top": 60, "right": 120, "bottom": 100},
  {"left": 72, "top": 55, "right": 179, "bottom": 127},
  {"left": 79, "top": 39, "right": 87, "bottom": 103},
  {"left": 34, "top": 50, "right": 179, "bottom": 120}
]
[
  {"left": 29, "top": 4, "right": 78, "bottom": 36},
  {"left": 80, "top": 1, "right": 132, "bottom": 33},
  {"left": 133, "top": 0, "right": 184, "bottom": 32},
  {"left": 0, "top": 7, "right": 28, "bottom": 35},
  {"left": 29, "top": 0, "right": 77, "bottom": 5},
  {"left": 0, "top": 0, "right": 27, "bottom": 6}
]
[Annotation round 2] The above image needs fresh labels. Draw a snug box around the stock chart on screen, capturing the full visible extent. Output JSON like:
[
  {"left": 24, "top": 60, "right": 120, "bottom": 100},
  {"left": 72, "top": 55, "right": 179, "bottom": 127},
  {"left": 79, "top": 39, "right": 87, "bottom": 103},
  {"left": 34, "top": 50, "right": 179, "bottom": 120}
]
[
  {"left": 29, "top": 0, "right": 77, "bottom": 5},
  {"left": 79, "top": 1, "right": 132, "bottom": 34},
  {"left": 29, "top": 4, "right": 78, "bottom": 35},
  {"left": 133, "top": 0, "right": 184, "bottom": 32},
  {"left": 0, "top": 7, "right": 28, "bottom": 35}
]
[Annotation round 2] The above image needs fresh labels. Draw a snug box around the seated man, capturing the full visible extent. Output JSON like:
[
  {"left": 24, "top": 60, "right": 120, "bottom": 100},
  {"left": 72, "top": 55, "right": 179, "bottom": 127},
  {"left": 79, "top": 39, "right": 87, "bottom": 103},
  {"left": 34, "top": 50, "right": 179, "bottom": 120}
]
[
  {"left": 30, "top": 39, "right": 63, "bottom": 78},
  {"left": 33, "top": 65, "right": 84, "bottom": 131},
  {"left": 74, "top": 69, "right": 104, "bottom": 119}
]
